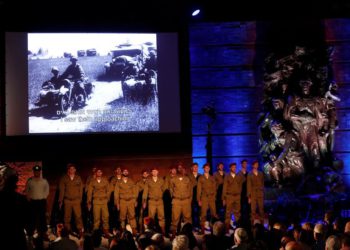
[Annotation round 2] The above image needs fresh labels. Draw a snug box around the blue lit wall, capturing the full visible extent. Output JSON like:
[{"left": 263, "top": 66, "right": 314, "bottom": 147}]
[
  {"left": 189, "top": 19, "right": 350, "bottom": 183},
  {"left": 189, "top": 22, "right": 262, "bottom": 173}
]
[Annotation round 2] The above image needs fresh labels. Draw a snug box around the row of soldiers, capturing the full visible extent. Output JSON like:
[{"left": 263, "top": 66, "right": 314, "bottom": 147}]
[{"left": 57, "top": 160, "right": 264, "bottom": 237}]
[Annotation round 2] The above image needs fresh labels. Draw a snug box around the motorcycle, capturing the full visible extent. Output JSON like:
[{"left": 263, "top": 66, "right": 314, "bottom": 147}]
[{"left": 34, "top": 77, "right": 94, "bottom": 117}]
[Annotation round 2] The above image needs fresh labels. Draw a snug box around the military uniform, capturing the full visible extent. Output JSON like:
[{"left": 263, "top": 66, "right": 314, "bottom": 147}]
[
  {"left": 188, "top": 172, "right": 201, "bottom": 228},
  {"left": 239, "top": 170, "right": 250, "bottom": 226},
  {"left": 197, "top": 174, "right": 218, "bottom": 226},
  {"left": 114, "top": 178, "right": 138, "bottom": 230},
  {"left": 169, "top": 175, "right": 193, "bottom": 232},
  {"left": 163, "top": 173, "right": 176, "bottom": 234},
  {"left": 247, "top": 171, "right": 264, "bottom": 221},
  {"left": 87, "top": 177, "right": 111, "bottom": 231},
  {"left": 58, "top": 174, "right": 84, "bottom": 231},
  {"left": 136, "top": 178, "right": 148, "bottom": 231},
  {"left": 108, "top": 175, "right": 122, "bottom": 230},
  {"left": 214, "top": 171, "right": 225, "bottom": 219},
  {"left": 222, "top": 173, "right": 245, "bottom": 226},
  {"left": 143, "top": 177, "right": 166, "bottom": 231}
]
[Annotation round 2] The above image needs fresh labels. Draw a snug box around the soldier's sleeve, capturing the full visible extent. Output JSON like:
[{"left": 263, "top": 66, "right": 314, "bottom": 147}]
[
  {"left": 109, "top": 178, "right": 115, "bottom": 194},
  {"left": 247, "top": 174, "right": 252, "bottom": 198},
  {"left": 133, "top": 180, "right": 139, "bottom": 200},
  {"left": 58, "top": 176, "right": 65, "bottom": 203},
  {"left": 79, "top": 176, "right": 84, "bottom": 201},
  {"left": 87, "top": 182, "right": 93, "bottom": 204},
  {"left": 142, "top": 181, "right": 149, "bottom": 202},
  {"left": 160, "top": 178, "right": 166, "bottom": 192},
  {"left": 190, "top": 175, "right": 196, "bottom": 188},
  {"left": 197, "top": 177, "right": 202, "bottom": 202},
  {"left": 222, "top": 176, "right": 227, "bottom": 201},
  {"left": 188, "top": 176, "right": 193, "bottom": 198},
  {"left": 213, "top": 176, "right": 218, "bottom": 196},
  {"left": 164, "top": 176, "right": 170, "bottom": 190},
  {"left": 114, "top": 182, "right": 120, "bottom": 206},
  {"left": 169, "top": 178, "right": 174, "bottom": 198},
  {"left": 214, "top": 173, "right": 219, "bottom": 187},
  {"left": 107, "top": 180, "right": 113, "bottom": 199}
]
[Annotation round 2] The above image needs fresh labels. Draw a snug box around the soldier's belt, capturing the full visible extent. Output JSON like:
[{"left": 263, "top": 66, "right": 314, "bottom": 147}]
[
  {"left": 174, "top": 197, "right": 191, "bottom": 200},
  {"left": 121, "top": 198, "right": 134, "bottom": 201},
  {"left": 202, "top": 194, "right": 215, "bottom": 198},
  {"left": 149, "top": 198, "right": 162, "bottom": 201},
  {"left": 95, "top": 197, "right": 107, "bottom": 200},
  {"left": 64, "top": 197, "right": 80, "bottom": 201}
]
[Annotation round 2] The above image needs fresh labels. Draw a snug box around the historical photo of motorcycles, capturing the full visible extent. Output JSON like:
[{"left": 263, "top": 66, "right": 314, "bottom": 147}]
[{"left": 28, "top": 33, "right": 159, "bottom": 133}]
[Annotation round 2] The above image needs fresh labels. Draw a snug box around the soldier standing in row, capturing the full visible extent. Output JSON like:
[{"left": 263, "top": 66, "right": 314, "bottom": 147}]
[
  {"left": 222, "top": 163, "right": 245, "bottom": 231},
  {"left": 136, "top": 169, "right": 149, "bottom": 232},
  {"left": 197, "top": 163, "right": 218, "bottom": 234},
  {"left": 114, "top": 168, "right": 138, "bottom": 234},
  {"left": 142, "top": 166, "right": 166, "bottom": 234},
  {"left": 58, "top": 163, "right": 84, "bottom": 236},
  {"left": 239, "top": 160, "right": 250, "bottom": 226},
  {"left": 214, "top": 162, "right": 226, "bottom": 220},
  {"left": 188, "top": 162, "right": 201, "bottom": 230},
  {"left": 247, "top": 160, "right": 264, "bottom": 224},
  {"left": 163, "top": 165, "right": 177, "bottom": 235},
  {"left": 169, "top": 165, "right": 193, "bottom": 236},
  {"left": 109, "top": 166, "right": 122, "bottom": 230},
  {"left": 87, "top": 168, "right": 111, "bottom": 236}
]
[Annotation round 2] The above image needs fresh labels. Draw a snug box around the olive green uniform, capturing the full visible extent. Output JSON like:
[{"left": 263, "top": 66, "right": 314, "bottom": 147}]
[
  {"left": 169, "top": 175, "right": 193, "bottom": 231},
  {"left": 108, "top": 175, "right": 122, "bottom": 229},
  {"left": 197, "top": 174, "right": 218, "bottom": 225},
  {"left": 214, "top": 171, "right": 225, "bottom": 218},
  {"left": 163, "top": 174, "right": 176, "bottom": 233},
  {"left": 114, "top": 178, "right": 138, "bottom": 229},
  {"left": 222, "top": 173, "right": 245, "bottom": 225},
  {"left": 136, "top": 178, "right": 148, "bottom": 231},
  {"left": 59, "top": 175, "right": 84, "bottom": 231},
  {"left": 247, "top": 171, "right": 264, "bottom": 221},
  {"left": 188, "top": 173, "right": 201, "bottom": 227},
  {"left": 87, "top": 177, "right": 111, "bottom": 230},
  {"left": 142, "top": 177, "right": 166, "bottom": 230}
]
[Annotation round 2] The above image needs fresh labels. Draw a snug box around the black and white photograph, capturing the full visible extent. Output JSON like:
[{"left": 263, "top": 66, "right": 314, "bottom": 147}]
[{"left": 28, "top": 33, "right": 159, "bottom": 133}]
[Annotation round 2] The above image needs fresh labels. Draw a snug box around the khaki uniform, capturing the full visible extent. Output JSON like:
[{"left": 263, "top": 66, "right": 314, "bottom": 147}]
[
  {"left": 247, "top": 171, "right": 264, "bottom": 221},
  {"left": 143, "top": 177, "right": 166, "bottom": 230},
  {"left": 214, "top": 171, "right": 225, "bottom": 219},
  {"left": 197, "top": 174, "right": 218, "bottom": 225},
  {"left": 188, "top": 173, "right": 201, "bottom": 227},
  {"left": 87, "top": 177, "right": 111, "bottom": 230},
  {"left": 169, "top": 175, "right": 193, "bottom": 231},
  {"left": 59, "top": 175, "right": 84, "bottom": 231},
  {"left": 136, "top": 178, "right": 148, "bottom": 231},
  {"left": 108, "top": 175, "right": 122, "bottom": 229},
  {"left": 163, "top": 174, "right": 176, "bottom": 233},
  {"left": 222, "top": 173, "right": 245, "bottom": 225},
  {"left": 114, "top": 178, "right": 138, "bottom": 229},
  {"left": 109, "top": 176, "right": 122, "bottom": 191}
]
